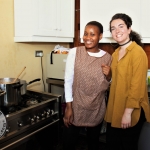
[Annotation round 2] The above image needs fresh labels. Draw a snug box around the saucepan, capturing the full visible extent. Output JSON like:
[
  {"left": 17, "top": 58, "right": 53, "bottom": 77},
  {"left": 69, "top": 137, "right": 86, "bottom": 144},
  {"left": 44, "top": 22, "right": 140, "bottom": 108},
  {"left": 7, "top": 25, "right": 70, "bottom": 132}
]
[
  {"left": 0, "top": 78, "right": 23, "bottom": 107},
  {"left": 20, "top": 78, "right": 41, "bottom": 95}
]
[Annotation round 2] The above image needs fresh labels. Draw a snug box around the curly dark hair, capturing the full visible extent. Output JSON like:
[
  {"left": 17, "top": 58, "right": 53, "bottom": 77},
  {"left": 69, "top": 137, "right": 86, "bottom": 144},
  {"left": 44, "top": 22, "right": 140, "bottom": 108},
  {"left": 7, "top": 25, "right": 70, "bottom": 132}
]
[
  {"left": 86, "top": 21, "right": 103, "bottom": 34},
  {"left": 109, "top": 13, "right": 143, "bottom": 47}
]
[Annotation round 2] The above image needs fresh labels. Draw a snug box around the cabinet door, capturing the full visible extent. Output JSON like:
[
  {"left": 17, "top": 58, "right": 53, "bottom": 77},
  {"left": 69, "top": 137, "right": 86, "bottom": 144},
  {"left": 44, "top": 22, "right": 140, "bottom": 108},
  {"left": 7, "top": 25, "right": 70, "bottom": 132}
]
[
  {"left": 33, "top": 0, "right": 57, "bottom": 36},
  {"left": 80, "top": 0, "right": 140, "bottom": 43},
  {"left": 33, "top": 0, "right": 74, "bottom": 38},
  {"left": 14, "top": 0, "right": 34, "bottom": 36},
  {"left": 56, "top": 0, "right": 74, "bottom": 37},
  {"left": 140, "top": 0, "right": 150, "bottom": 42},
  {"left": 14, "top": 0, "right": 74, "bottom": 42}
]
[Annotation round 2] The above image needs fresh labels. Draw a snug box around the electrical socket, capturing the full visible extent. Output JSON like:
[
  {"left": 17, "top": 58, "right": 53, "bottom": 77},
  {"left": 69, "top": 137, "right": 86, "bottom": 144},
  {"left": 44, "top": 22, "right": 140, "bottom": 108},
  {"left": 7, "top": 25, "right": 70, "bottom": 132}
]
[{"left": 35, "top": 50, "right": 43, "bottom": 57}]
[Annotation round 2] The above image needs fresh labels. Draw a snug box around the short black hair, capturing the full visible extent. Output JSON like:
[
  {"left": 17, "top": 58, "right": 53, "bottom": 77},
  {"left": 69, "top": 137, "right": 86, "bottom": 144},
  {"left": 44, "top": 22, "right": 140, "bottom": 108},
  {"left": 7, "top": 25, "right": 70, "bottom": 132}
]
[{"left": 86, "top": 21, "right": 103, "bottom": 34}]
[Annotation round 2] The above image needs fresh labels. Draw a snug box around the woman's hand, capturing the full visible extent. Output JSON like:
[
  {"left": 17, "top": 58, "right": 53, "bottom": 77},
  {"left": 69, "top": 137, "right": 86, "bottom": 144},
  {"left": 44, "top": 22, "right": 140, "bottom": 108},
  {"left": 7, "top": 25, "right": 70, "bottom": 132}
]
[
  {"left": 63, "top": 102, "right": 73, "bottom": 127},
  {"left": 121, "top": 108, "right": 134, "bottom": 129},
  {"left": 101, "top": 64, "right": 111, "bottom": 81}
]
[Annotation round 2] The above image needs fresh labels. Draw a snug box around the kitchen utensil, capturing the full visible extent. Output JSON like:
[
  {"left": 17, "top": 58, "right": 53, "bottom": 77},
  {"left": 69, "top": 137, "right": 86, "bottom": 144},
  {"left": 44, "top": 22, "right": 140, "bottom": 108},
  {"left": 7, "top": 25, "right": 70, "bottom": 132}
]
[
  {"left": 0, "top": 78, "right": 22, "bottom": 107},
  {"left": 13, "top": 66, "right": 26, "bottom": 83},
  {"left": 20, "top": 78, "right": 41, "bottom": 95},
  {"left": 0, "top": 89, "right": 6, "bottom": 96}
]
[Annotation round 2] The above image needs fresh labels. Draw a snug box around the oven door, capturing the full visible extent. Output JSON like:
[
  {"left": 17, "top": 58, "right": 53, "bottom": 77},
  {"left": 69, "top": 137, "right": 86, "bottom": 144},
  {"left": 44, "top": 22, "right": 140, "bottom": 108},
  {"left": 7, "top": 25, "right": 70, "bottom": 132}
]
[{"left": 0, "top": 119, "right": 60, "bottom": 150}]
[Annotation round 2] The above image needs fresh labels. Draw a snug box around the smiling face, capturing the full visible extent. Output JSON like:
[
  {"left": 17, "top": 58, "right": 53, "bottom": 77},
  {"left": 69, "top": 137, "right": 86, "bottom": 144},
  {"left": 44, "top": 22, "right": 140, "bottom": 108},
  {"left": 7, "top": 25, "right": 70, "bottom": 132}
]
[
  {"left": 110, "top": 19, "right": 131, "bottom": 45},
  {"left": 83, "top": 25, "right": 102, "bottom": 52}
]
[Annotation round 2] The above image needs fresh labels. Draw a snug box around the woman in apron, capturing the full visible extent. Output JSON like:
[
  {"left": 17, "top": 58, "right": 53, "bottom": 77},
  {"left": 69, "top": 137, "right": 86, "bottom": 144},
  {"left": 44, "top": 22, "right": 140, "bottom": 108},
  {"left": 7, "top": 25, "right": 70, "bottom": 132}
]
[{"left": 63, "top": 21, "right": 112, "bottom": 150}]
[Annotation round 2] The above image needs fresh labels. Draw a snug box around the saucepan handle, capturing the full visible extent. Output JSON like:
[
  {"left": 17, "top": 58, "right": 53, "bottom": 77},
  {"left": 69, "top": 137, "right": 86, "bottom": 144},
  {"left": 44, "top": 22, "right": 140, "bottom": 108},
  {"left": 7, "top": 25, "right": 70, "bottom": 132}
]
[
  {"left": 28, "top": 78, "right": 41, "bottom": 85},
  {"left": 12, "top": 84, "right": 23, "bottom": 89},
  {"left": 0, "top": 90, "right": 6, "bottom": 96}
]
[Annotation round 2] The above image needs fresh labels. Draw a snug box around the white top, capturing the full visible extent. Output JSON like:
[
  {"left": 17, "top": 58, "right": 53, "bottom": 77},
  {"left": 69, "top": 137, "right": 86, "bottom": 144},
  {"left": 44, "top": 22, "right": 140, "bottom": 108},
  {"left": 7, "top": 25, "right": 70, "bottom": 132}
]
[{"left": 64, "top": 47, "right": 106, "bottom": 102}]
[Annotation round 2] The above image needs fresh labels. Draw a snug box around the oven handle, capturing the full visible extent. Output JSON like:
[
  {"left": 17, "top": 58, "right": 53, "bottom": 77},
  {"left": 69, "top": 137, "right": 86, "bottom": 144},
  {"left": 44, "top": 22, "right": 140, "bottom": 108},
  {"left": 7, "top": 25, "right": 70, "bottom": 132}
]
[{"left": 1, "top": 119, "right": 59, "bottom": 150}]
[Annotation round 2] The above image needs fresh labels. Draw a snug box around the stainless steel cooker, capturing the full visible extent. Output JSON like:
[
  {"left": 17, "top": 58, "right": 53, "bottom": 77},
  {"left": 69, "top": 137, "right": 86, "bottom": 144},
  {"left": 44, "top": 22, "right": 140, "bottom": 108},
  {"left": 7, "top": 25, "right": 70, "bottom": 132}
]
[{"left": 0, "top": 90, "right": 61, "bottom": 150}]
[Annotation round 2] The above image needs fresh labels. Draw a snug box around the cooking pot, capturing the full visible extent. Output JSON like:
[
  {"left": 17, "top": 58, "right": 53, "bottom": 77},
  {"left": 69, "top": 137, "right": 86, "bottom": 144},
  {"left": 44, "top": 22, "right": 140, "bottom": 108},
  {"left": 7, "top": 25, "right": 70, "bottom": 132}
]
[
  {"left": 20, "top": 78, "right": 41, "bottom": 95},
  {"left": 0, "top": 78, "right": 23, "bottom": 107}
]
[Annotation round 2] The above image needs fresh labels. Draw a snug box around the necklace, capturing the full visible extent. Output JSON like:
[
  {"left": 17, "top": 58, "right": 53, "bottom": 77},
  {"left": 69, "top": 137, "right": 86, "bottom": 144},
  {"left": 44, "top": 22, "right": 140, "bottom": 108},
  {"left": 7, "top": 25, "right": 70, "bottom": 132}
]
[{"left": 119, "top": 39, "right": 131, "bottom": 46}]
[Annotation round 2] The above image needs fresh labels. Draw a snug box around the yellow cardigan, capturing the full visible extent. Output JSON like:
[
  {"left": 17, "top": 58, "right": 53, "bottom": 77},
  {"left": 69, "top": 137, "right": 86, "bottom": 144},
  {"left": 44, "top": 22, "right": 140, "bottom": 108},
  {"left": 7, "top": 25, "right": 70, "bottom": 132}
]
[{"left": 105, "top": 42, "right": 150, "bottom": 128}]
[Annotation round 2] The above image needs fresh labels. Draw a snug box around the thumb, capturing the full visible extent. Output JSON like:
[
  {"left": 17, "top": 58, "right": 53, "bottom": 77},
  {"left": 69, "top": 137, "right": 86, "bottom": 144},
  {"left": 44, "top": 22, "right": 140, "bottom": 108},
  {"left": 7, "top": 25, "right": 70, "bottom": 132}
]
[{"left": 101, "top": 64, "right": 106, "bottom": 67}]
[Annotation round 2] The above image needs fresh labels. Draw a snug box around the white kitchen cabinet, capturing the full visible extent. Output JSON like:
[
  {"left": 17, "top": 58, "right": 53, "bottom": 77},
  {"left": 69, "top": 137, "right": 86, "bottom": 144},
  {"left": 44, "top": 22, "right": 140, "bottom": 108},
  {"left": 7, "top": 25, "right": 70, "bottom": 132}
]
[
  {"left": 140, "top": 0, "right": 150, "bottom": 43},
  {"left": 80, "top": 0, "right": 150, "bottom": 43},
  {"left": 14, "top": 0, "right": 75, "bottom": 42}
]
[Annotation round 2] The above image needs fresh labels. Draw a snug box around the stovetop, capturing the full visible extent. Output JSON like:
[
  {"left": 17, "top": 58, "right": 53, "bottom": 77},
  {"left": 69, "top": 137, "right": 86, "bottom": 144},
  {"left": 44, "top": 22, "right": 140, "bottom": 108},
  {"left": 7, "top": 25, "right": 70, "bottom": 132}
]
[
  {"left": 0, "top": 90, "right": 61, "bottom": 149},
  {"left": 0, "top": 90, "right": 61, "bottom": 116}
]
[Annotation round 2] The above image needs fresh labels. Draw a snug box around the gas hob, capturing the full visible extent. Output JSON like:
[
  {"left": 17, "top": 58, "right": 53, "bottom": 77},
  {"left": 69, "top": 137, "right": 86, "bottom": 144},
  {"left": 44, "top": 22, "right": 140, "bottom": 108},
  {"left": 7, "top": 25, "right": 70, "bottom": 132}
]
[{"left": 0, "top": 90, "right": 61, "bottom": 150}]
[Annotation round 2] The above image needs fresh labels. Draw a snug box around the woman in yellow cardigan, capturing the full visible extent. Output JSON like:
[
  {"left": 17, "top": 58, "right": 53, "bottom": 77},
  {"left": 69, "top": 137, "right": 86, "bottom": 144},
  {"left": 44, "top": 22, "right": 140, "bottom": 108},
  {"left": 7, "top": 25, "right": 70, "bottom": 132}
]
[{"left": 104, "top": 13, "right": 150, "bottom": 150}]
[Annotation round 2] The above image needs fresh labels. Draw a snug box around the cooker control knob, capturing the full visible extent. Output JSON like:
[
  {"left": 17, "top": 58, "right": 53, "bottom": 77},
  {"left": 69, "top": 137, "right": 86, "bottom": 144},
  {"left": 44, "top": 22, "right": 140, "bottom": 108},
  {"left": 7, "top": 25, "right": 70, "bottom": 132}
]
[
  {"left": 18, "top": 121, "right": 23, "bottom": 127},
  {"left": 41, "top": 113, "right": 44, "bottom": 117},
  {"left": 31, "top": 118, "right": 34, "bottom": 123},
  {"left": 43, "top": 111, "right": 47, "bottom": 116},
  {"left": 36, "top": 116, "right": 40, "bottom": 120},
  {"left": 51, "top": 110, "right": 54, "bottom": 115},
  {"left": 41, "top": 111, "right": 46, "bottom": 118},
  {"left": 6, "top": 127, "right": 10, "bottom": 133},
  {"left": 33, "top": 115, "right": 37, "bottom": 120},
  {"left": 46, "top": 108, "right": 51, "bottom": 116},
  {"left": 46, "top": 111, "right": 50, "bottom": 116},
  {"left": 29, "top": 117, "right": 34, "bottom": 123}
]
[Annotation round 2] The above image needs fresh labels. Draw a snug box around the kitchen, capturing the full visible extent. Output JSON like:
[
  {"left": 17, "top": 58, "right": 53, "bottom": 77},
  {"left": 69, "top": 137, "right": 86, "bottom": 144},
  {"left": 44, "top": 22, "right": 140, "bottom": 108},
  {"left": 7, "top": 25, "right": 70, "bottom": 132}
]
[
  {"left": 0, "top": 0, "right": 72, "bottom": 149},
  {"left": 0, "top": 0, "right": 150, "bottom": 149}
]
